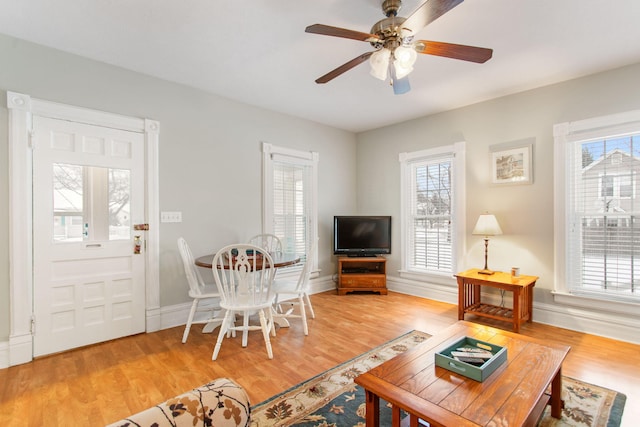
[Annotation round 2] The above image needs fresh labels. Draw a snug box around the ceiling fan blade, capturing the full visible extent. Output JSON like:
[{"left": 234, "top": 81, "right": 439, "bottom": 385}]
[
  {"left": 402, "top": 0, "right": 464, "bottom": 35},
  {"left": 305, "top": 24, "right": 380, "bottom": 43},
  {"left": 315, "top": 52, "right": 374, "bottom": 84},
  {"left": 415, "top": 40, "right": 493, "bottom": 63}
]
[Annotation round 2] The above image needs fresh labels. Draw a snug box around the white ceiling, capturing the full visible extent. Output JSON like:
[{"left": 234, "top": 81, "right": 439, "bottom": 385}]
[{"left": 2, "top": 0, "right": 640, "bottom": 133}]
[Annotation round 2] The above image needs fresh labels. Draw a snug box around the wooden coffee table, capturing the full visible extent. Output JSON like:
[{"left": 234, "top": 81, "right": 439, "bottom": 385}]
[{"left": 354, "top": 321, "right": 570, "bottom": 427}]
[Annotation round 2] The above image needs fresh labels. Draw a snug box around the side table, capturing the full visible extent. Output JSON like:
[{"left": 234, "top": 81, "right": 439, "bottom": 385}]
[{"left": 454, "top": 269, "right": 537, "bottom": 332}]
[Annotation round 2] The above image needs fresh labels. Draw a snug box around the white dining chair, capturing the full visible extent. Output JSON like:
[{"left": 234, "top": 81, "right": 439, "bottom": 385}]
[
  {"left": 248, "top": 233, "right": 283, "bottom": 255},
  {"left": 177, "top": 237, "right": 224, "bottom": 343},
  {"left": 271, "top": 241, "right": 316, "bottom": 336},
  {"left": 211, "top": 244, "right": 277, "bottom": 360}
]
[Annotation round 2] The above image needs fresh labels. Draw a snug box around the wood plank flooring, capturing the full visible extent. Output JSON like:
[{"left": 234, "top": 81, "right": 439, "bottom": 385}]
[{"left": 0, "top": 291, "right": 637, "bottom": 426}]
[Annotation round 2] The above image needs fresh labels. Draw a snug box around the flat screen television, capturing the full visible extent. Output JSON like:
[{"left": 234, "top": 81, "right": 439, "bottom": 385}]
[{"left": 333, "top": 215, "right": 391, "bottom": 256}]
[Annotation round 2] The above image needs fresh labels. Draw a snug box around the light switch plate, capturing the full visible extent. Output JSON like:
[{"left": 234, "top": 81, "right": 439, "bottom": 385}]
[{"left": 161, "top": 211, "right": 182, "bottom": 223}]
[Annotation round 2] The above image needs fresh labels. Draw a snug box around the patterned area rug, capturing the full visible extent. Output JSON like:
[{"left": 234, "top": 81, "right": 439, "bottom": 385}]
[{"left": 250, "top": 330, "right": 626, "bottom": 427}]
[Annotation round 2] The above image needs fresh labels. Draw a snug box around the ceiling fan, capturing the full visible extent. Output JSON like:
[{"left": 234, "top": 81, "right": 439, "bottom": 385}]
[{"left": 305, "top": 0, "right": 493, "bottom": 94}]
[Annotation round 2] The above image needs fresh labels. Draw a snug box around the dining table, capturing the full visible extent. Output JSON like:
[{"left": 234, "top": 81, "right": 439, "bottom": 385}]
[
  {"left": 195, "top": 251, "right": 301, "bottom": 333},
  {"left": 194, "top": 252, "right": 300, "bottom": 269}
]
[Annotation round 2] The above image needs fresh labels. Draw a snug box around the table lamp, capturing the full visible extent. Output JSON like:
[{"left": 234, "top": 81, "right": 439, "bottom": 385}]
[{"left": 472, "top": 213, "right": 503, "bottom": 275}]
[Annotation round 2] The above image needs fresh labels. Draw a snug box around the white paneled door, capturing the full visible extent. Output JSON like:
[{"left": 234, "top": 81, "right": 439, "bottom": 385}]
[{"left": 32, "top": 116, "right": 146, "bottom": 357}]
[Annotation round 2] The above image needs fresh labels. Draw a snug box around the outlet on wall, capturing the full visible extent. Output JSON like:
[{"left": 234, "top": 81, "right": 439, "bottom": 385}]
[{"left": 161, "top": 211, "right": 182, "bottom": 223}]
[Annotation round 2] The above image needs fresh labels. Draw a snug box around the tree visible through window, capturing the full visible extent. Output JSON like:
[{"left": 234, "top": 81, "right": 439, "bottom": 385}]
[
  {"left": 412, "top": 159, "right": 453, "bottom": 272},
  {"left": 400, "top": 143, "right": 464, "bottom": 277},
  {"left": 53, "top": 163, "right": 131, "bottom": 242},
  {"left": 577, "top": 136, "right": 639, "bottom": 295}
]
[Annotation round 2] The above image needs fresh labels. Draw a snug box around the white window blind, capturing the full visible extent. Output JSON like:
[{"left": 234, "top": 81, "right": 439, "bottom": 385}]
[
  {"left": 272, "top": 159, "right": 308, "bottom": 258},
  {"left": 555, "top": 111, "right": 640, "bottom": 304},
  {"left": 400, "top": 143, "right": 464, "bottom": 278},
  {"left": 409, "top": 157, "right": 453, "bottom": 272},
  {"left": 262, "top": 142, "right": 318, "bottom": 268},
  {"left": 568, "top": 133, "right": 640, "bottom": 298}
]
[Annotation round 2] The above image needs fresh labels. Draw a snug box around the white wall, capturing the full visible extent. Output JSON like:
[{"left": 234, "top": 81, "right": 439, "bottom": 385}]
[
  {"left": 0, "top": 33, "right": 357, "bottom": 342},
  {"left": 1, "top": 30, "right": 639, "bottom": 347},
  {"left": 357, "top": 62, "right": 640, "bottom": 343}
]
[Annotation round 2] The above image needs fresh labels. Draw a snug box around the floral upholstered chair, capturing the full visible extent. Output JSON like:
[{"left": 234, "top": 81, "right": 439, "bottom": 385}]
[{"left": 106, "top": 378, "right": 250, "bottom": 427}]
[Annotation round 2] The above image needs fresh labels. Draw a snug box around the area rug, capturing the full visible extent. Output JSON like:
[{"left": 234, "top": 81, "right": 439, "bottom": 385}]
[{"left": 250, "top": 330, "right": 626, "bottom": 427}]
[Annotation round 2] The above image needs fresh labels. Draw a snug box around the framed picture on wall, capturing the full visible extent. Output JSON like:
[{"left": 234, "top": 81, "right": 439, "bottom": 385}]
[{"left": 491, "top": 144, "right": 532, "bottom": 185}]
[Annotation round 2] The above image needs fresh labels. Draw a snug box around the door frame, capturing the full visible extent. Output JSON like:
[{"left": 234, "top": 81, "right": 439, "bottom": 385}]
[{"left": 7, "top": 91, "right": 160, "bottom": 366}]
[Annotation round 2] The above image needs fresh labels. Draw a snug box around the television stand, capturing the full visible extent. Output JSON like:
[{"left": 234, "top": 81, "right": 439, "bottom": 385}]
[{"left": 337, "top": 256, "right": 387, "bottom": 295}]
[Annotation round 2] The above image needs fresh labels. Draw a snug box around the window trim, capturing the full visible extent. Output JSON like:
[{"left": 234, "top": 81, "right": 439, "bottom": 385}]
[
  {"left": 261, "top": 142, "right": 319, "bottom": 278},
  {"left": 553, "top": 109, "right": 640, "bottom": 309},
  {"left": 398, "top": 142, "right": 466, "bottom": 283}
]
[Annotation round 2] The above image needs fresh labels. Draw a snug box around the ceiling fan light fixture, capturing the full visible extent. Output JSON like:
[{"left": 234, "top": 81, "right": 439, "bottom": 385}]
[
  {"left": 393, "top": 45, "right": 417, "bottom": 79},
  {"left": 393, "top": 60, "right": 414, "bottom": 79},
  {"left": 305, "top": 0, "right": 493, "bottom": 87},
  {"left": 369, "top": 48, "right": 391, "bottom": 80}
]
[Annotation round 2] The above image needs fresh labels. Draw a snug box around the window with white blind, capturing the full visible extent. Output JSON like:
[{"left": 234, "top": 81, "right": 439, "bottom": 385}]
[
  {"left": 262, "top": 142, "right": 318, "bottom": 270},
  {"left": 399, "top": 143, "right": 465, "bottom": 278},
  {"left": 554, "top": 111, "right": 640, "bottom": 303}
]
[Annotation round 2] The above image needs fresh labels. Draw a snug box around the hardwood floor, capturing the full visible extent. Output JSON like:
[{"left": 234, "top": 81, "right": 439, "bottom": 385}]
[{"left": 0, "top": 291, "right": 637, "bottom": 426}]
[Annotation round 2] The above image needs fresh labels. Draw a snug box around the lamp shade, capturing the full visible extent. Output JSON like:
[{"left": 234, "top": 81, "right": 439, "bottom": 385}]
[
  {"left": 472, "top": 214, "right": 503, "bottom": 236},
  {"left": 370, "top": 48, "right": 391, "bottom": 81},
  {"left": 393, "top": 45, "right": 417, "bottom": 79}
]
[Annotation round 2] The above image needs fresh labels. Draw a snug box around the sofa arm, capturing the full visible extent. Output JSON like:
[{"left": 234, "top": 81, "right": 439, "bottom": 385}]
[{"left": 106, "top": 377, "right": 250, "bottom": 427}]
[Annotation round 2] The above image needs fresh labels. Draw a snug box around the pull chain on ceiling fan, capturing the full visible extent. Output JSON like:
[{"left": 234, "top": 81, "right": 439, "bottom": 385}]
[{"left": 305, "top": 0, "right": 493, "bottom": 95}]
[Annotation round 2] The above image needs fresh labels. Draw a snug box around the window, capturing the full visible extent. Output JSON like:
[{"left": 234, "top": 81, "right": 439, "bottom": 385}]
[
  {"left": 599, "top": 175, "right": 614, "bottom": 198},
  {"left": 599, "top": 173, "right": 634, "bottom": 199},
  {"left": 53, "top": 163, "right": 131, "bottom": 242},
  {"left": 554, "top": 111, "right": 640, "bottom": 302},
  {"left": 399, "top": 143, "right": 466, "bottom": 278},
  {"left": 262, "top": 142, "right": 318, "bottom": 270}
]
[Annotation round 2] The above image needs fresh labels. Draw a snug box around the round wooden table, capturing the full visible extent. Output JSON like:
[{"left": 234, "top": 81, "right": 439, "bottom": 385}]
[{"left": 194, "top": 252, "right": 300, "bottom": 269}]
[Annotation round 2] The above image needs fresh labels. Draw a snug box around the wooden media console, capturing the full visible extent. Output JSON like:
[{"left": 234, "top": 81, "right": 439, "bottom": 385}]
[{"left": 337, "top": 256, "right": 387, "bottom": 295}]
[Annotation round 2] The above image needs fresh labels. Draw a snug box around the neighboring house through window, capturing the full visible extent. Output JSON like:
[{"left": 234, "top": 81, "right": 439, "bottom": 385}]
[
  {"left": 262, "top": 142, "right": 318, "bottom": 274},
  {"left": 399, "top": 142, "right": 466, "bottom": 282},
  {"left": 554, "top": 110, "right": 640, "bottom": 304}
]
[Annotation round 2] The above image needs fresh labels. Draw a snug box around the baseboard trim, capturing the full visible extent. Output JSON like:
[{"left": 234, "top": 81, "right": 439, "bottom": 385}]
[
  {"left": 532, "top": 301, "right": 639, "bottom": 345},
  {"left": 0, "top": 341, "right": 8, "bottom": 369},
  {"left": 160, "top": 301, "right": 209, "bottom": 330},
  {"left": 146, "top": 306, "right": 162, "bottom": 332},
  {"left": 157, "top": 276, "right": 337, "bottom": 331},
  {"left": 389, "top": 276, "right": 458, "bottom": 304},
  {"left": 7, "top": 332, "right": 33, "bottom": 368},
  {"left": 387, "top": 276, "right": 640, "bottom": 345},
  {"left": 308, "top": 275, "right": 337, "bottom": 295}
]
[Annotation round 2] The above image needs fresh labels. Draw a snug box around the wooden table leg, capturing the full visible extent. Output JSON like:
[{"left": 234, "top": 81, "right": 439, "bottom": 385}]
[
  {"left": 527, "top": 283, "right": 534, "bottom": 323},
  {"left": 457, "top": 278, "right": 465, "bottom": 320},
  {"left": 550, "top": 367, "right": 563, "bottom": 418},
  {"left": 365, "top": 389, "right": 380, "bottom": 427},
  {"left": 513, "top": 288, "right": 521, "bottom": 333},
  {"left": 391, "top": 405, "right": 401, "bottom": 427}
]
